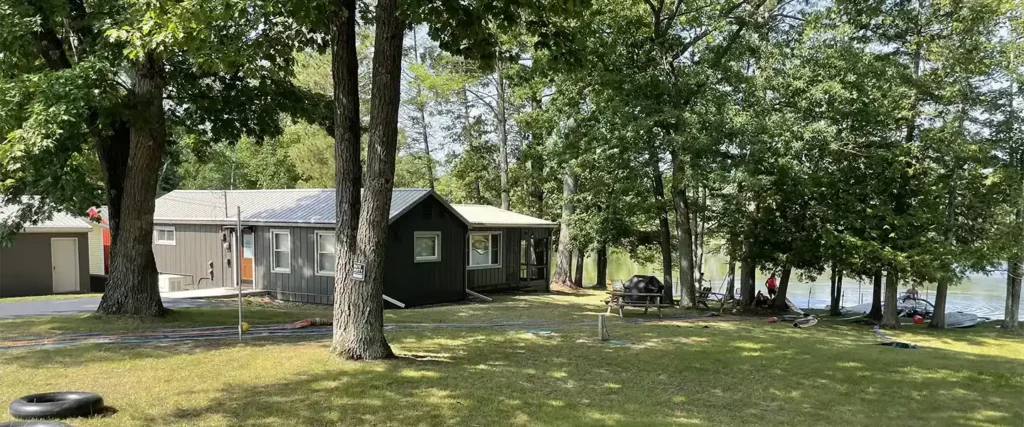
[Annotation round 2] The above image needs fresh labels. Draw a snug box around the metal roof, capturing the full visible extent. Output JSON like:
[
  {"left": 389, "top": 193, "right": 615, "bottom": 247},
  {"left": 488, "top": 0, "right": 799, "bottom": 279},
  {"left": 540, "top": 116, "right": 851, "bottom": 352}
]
[
  {"left": 452, "top": 204, "right": 557, "bottom": 228},
  {"left": 0, "top": 199, "right": 92, "bottom": 232},
  {"left": 154, "top": 188, "right": 436, "bottom": 226}
]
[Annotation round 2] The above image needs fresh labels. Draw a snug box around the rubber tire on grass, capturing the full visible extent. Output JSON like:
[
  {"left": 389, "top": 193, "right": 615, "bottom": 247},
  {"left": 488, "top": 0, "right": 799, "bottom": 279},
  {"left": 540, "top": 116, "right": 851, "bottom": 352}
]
[
  {"left": 9, "top": 392, "right": 103, "bottom": 420},
  {"left": 0, "top": 421, "right": 74, "bottom": 427}
]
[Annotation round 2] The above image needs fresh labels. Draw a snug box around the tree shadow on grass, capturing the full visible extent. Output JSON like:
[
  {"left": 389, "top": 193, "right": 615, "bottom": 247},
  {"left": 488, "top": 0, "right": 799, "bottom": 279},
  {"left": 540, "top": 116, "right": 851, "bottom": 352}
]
[{"left": 144, "top": 323, "right": 1024, "bottom": 427}]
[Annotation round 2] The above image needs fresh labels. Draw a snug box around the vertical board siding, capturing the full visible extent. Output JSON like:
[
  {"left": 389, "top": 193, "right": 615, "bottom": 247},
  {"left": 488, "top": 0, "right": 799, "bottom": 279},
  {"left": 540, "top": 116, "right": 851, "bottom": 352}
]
[
  {"left": 152, "top": 223, "right": 229, "bottom": 288},
  {"left": 154, "top": 194, "right": 472, "bottom": 307},
  {"left": 467, "top": 227, "right": 552, "bottom": 293},
  {"left": 383, "top": 196, "right": 467, "bottom": 306},
  {"left": 0, "top": 232, "right": 90, "bottom": 297},
  {"left": 256, "top": 225, "right": 335, "bottom": 304}
]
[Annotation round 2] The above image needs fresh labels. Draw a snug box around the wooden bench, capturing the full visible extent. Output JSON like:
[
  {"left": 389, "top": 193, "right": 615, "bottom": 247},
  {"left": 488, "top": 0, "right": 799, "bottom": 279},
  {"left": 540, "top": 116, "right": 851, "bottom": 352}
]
[{"left": 605, "top": 292, "right": 673, "bottom": 318}]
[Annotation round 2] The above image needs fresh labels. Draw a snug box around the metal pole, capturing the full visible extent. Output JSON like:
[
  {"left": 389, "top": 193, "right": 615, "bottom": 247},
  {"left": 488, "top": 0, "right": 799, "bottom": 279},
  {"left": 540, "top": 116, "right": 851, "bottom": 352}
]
[
  {"left": 807, "top": 286, "right": 812, "bottom": 310},
  {"left": 237, "top": 206, "right": 243, "bottom": 341}
]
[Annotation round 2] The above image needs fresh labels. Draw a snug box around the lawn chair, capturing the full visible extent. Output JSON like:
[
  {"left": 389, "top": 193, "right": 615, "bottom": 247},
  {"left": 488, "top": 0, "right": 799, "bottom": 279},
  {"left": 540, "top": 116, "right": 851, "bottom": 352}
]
[{"left": 695, "top": 286, "right": 727, "bottom": 311}]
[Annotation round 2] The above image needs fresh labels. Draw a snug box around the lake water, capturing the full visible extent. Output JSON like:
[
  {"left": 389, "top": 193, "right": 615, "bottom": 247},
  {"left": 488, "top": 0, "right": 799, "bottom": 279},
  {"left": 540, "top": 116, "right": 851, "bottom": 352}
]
[{"left": 574, "top": 250, "right": 1020, "bottom": 320}]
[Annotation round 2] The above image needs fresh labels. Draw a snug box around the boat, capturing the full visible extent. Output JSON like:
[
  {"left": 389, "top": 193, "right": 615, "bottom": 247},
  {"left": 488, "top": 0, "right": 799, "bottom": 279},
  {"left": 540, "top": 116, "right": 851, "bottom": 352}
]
[
  {"left": 844, "top": 298, "right": 985, "bottom": 328},
  {"left": 945, "top": 312, "right": 982, "bottom": 328}
]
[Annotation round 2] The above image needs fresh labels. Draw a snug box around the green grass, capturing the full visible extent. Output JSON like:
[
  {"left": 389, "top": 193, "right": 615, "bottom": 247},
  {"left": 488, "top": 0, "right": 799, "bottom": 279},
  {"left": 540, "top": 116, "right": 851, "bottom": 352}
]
[
  {"left": 0, "top": 292, "right": 101, "bottom": 304},
  {"left": 0, "top": 292, "right": 1021, "bottom": 426}
]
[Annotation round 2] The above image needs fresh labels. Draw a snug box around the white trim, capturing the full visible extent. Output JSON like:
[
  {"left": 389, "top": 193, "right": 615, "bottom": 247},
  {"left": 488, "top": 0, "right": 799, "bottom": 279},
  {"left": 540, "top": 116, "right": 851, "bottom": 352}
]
[
  {"left": 468, "top": 231, "right": 502, "bottom": 269},
  {"left": 50, "top": 237, "right": 80, "bottom": 293},
  {"left": 314, "top": 231, "right": 336, "bottom": 276},
  {"left": 271, "top": 229, "right": 291, "bottom": 273},
  {"left": 153, "top": 226, "right": 176, "bottom": 246},
  {"left": 413, "top": 231, "right": 442, "bottom": 263},
  {"left": 383, "top": 294, "right": 406, "bottom": 308},
  {"left": 22, "top": 227, "right": 92, "bottom": 233}
]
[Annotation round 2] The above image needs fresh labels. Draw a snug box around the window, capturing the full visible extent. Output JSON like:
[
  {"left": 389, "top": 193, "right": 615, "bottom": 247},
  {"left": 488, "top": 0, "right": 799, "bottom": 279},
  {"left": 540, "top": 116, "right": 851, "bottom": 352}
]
[
  {"left": 414, "top": 231, "right": 441, "bottom": 263},
  {"left": 469, "top": 232, "right": 501, "bottom": 268},
  {"left": 271, "top": 230, "right": 291, "bottom": 273},
  {"left": 316, "top": 231, "right": 336, "bottom": 275},
  {"left": 153, "top": 226, "right": 176, "bottom": 245}
]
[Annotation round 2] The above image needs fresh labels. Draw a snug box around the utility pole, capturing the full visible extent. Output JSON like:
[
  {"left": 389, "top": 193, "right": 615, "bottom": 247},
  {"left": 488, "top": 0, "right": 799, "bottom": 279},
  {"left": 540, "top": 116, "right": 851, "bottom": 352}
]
[{"left": 237, "top": 206, "right": 243, "bottom": 341}]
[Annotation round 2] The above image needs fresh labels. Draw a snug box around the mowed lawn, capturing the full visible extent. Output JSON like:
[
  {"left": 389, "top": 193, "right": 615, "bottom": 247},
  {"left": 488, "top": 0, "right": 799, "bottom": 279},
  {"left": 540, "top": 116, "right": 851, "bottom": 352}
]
[{"left": 0, "top": 293, "right": 1021, "bottom": 427}]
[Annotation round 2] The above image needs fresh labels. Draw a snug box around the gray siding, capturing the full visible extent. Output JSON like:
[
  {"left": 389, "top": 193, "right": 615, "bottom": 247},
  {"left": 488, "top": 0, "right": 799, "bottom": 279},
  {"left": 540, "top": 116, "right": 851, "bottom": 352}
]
[
  {"left": 256, "top": 196, "right": 468, "bottom": 307},
  {"left": 383, "top": 196, "right": 467, "bottom": 306},
  {"left": 467, "top": 227, "right": 551, "bottom": 293},
  {"left": 153, "top": 223, "right": 230, "bottom": 288},
  {"left": 0, "top": 232, "right": 89, "bottom": 298},
  {"left": 254, "top": 225, "right": 335, "bottom": 304}
]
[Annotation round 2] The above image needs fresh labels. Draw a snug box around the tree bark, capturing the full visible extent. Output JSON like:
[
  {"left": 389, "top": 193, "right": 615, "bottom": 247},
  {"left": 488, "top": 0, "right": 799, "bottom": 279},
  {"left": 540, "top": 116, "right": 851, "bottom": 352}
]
[
  {"left": 772, "top": 263, "right": 792, "bottom": 311},
  {"left": 573, "top": 249, "right": 585, "bottom": 287},
  {"left": 740, "top": 240, "right": 755, "bottom": 307},
  {"left": 725, "top": 256, "right": 736, "bottom": 301},
  {"left": 671, "top": 152, "right": 695, "bottom": 307},
  {"left": 1004, "top": 257, "right": 1022, "bottom": 332},
  {"left": 495, "top": 70, "right": 511, "bottom": 210},
  {"left": 650, "top": 153, "right": 674, "bottom": 303},
  {"left": 829, "top": 264, "right": 843, "bottom": 316},
  {"left": 96, "top": 52, "right": 167, "bottom": 317},
  {"left": 331, "top": 0, "right": 404, "bottom": 360},
  {"left": 595, "top": 243, "right": 608, "bottom": 289},
  {"left": 552, "top": 170, "right": 576, "bottom": 287},
  {"left": 867, "top": 268, "right": 883, "bottom": 321},
  {"left": 880, "top": 269, "right": 901, "bottom": 329},
  {"left": 330, "top": 0, "right": 368, "bottom": 357}
]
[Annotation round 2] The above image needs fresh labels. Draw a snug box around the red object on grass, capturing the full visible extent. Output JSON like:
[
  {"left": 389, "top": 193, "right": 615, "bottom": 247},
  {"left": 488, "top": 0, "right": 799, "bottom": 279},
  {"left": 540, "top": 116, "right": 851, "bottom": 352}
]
[{"left": 913, "top": 315, "right": 924, "bottom": 324}]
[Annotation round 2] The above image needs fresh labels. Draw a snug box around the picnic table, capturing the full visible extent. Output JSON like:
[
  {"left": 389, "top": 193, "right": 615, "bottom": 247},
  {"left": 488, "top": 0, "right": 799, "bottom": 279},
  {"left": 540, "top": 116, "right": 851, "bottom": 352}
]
[{"left": 604, "top": 291, "right": 673, "bottom": 318}]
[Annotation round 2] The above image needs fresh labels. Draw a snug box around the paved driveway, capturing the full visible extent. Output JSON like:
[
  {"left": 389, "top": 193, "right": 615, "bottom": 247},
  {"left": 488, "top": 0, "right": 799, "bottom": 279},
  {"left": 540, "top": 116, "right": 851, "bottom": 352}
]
[{"left": 0, "top": 297, "right": 218, "bottom": 319}]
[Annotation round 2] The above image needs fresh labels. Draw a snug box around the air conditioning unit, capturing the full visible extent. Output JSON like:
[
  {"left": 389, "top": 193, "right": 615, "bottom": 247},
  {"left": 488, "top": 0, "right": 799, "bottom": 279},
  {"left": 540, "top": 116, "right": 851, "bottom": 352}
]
[{"left": 158, "top": 274, "right": 186, "bottom": 292}]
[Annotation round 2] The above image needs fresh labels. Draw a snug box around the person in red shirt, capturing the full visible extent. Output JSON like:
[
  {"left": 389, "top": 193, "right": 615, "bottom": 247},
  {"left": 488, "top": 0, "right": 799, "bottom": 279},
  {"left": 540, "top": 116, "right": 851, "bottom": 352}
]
[{"left": 765, "top": 273, "right": 778, "bottom": 299}]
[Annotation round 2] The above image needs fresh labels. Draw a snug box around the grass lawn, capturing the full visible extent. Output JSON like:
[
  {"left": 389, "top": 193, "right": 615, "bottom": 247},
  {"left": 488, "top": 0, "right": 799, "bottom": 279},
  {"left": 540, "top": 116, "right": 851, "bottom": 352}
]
[
  {"left": 0, "top": 293, "right": 1021, "bottom": 426},
  {"left": 0, "top": 292, "right": 101, "bottom": 304}
]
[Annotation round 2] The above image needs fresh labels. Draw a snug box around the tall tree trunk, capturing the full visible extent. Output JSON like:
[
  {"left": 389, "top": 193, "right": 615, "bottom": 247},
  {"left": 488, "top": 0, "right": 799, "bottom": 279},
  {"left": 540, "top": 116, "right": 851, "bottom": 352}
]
[
  {"left": 495, "top": 70, "right": 511, "bottom": 210},
  {"left": 330, "top": 0, "right": 366, "bottom": 357},
  {"left": 881, "top": 268, "right": 901, "bottom": 329},
  {"left": 552, "top": 171, "right": 576, "bottom": 287},
  {"left": 867, "top": 268, "right": 883, "bottom": 321},
  {"left": 1003, "top": 257, "right": 1022, "bottom": 332},
  {"left": 740, "top": 240, "right": 755, "bottom": 307},
  {"left": 573, "top": 249, "right": 585, "bottom": 287},
  {"left": 332, "top": 0, "right": 404, "bottom": 360},
  {"left": 671, "top": 151, "right": 695, "bottom": 307},
  {"left": 96, "top": 52, "right": 167, "bottom": 317},
  {"left": 410, "top": 29, "right": 435, "bottom": 190},
  {"left": 650, "top": 153, "right": 674, "bottom": 303},
  {"left": 595, "top": 243, "right": 608, "bottom": 289},
  {"left": 772, "top": 263, "right": 792, "bottom": 311},
  {"left": 725, "top": 256, "right": 736, "bottom": 301},
  {"left": 829, "top": 264, "right": 843, "bottom": 316}
]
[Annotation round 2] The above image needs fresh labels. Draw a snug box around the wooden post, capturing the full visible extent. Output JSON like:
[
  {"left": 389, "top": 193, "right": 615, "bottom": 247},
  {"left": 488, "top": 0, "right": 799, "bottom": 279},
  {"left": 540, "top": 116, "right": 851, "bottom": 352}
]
[{"left": 598, "top": 314, "right": 610, "bottom": 341}]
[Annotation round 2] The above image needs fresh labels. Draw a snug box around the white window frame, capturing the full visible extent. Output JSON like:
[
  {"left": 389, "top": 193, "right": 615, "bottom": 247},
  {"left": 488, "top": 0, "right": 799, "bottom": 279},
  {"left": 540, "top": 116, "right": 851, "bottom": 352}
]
[
  {"left": 315, "top": 231, "right": 336, "bottom": 276},
  {"left": 271, "top": 230, "right": 291, "bottom": 274},
  {"left": 153, "top": 226, "right": 176, "bottom": 246},
  {"left": 414, "top": 231, "right": 442, "bottom": 263},
  {"left": 468, "top": 231, "right": 502, "bottom": 269}
]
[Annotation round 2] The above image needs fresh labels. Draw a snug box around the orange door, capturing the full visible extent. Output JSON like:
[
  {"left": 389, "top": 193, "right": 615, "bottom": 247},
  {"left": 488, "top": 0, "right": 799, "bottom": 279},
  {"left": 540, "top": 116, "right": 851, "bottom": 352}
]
[{"left": 241, "top": 231, "right": 254, "bottom": 281}]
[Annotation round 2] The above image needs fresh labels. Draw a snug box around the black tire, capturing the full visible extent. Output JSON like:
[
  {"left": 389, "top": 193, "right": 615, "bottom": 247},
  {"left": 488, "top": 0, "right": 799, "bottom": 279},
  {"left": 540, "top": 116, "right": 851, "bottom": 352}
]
[
  {"left": 9, "top": 392, "right": 103, "bottom": 420},
  {"left": 0, "top": 421, "right": 74, "bottom": 427}
]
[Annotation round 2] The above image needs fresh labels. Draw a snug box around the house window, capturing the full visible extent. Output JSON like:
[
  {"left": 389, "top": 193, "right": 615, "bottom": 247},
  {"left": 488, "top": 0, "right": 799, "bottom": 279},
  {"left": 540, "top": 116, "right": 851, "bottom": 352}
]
[
  {"left": 153, "top": 226, "right": 176, "bottom": 245},
  {"left": 469, "top": 232, "right": 501, "bottom": 268},
  {"left": 316, "top": 231, "right": 336, "bottom": 275},
  {"left": 414, "top": 231, "right": 441, "bottom": 263},
  {"left": 272, "top": 230, "right": 291, "bottom": 273}
]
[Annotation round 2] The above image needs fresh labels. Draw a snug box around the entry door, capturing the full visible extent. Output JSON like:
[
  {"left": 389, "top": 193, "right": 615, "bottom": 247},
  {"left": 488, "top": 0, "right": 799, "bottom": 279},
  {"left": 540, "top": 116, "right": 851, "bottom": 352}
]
[
  {"left": 241, "top": 230, "right": 254, "bottom": 282},
  {"left": 51, "top": 238, "right": 79, "bottom": 293}
]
